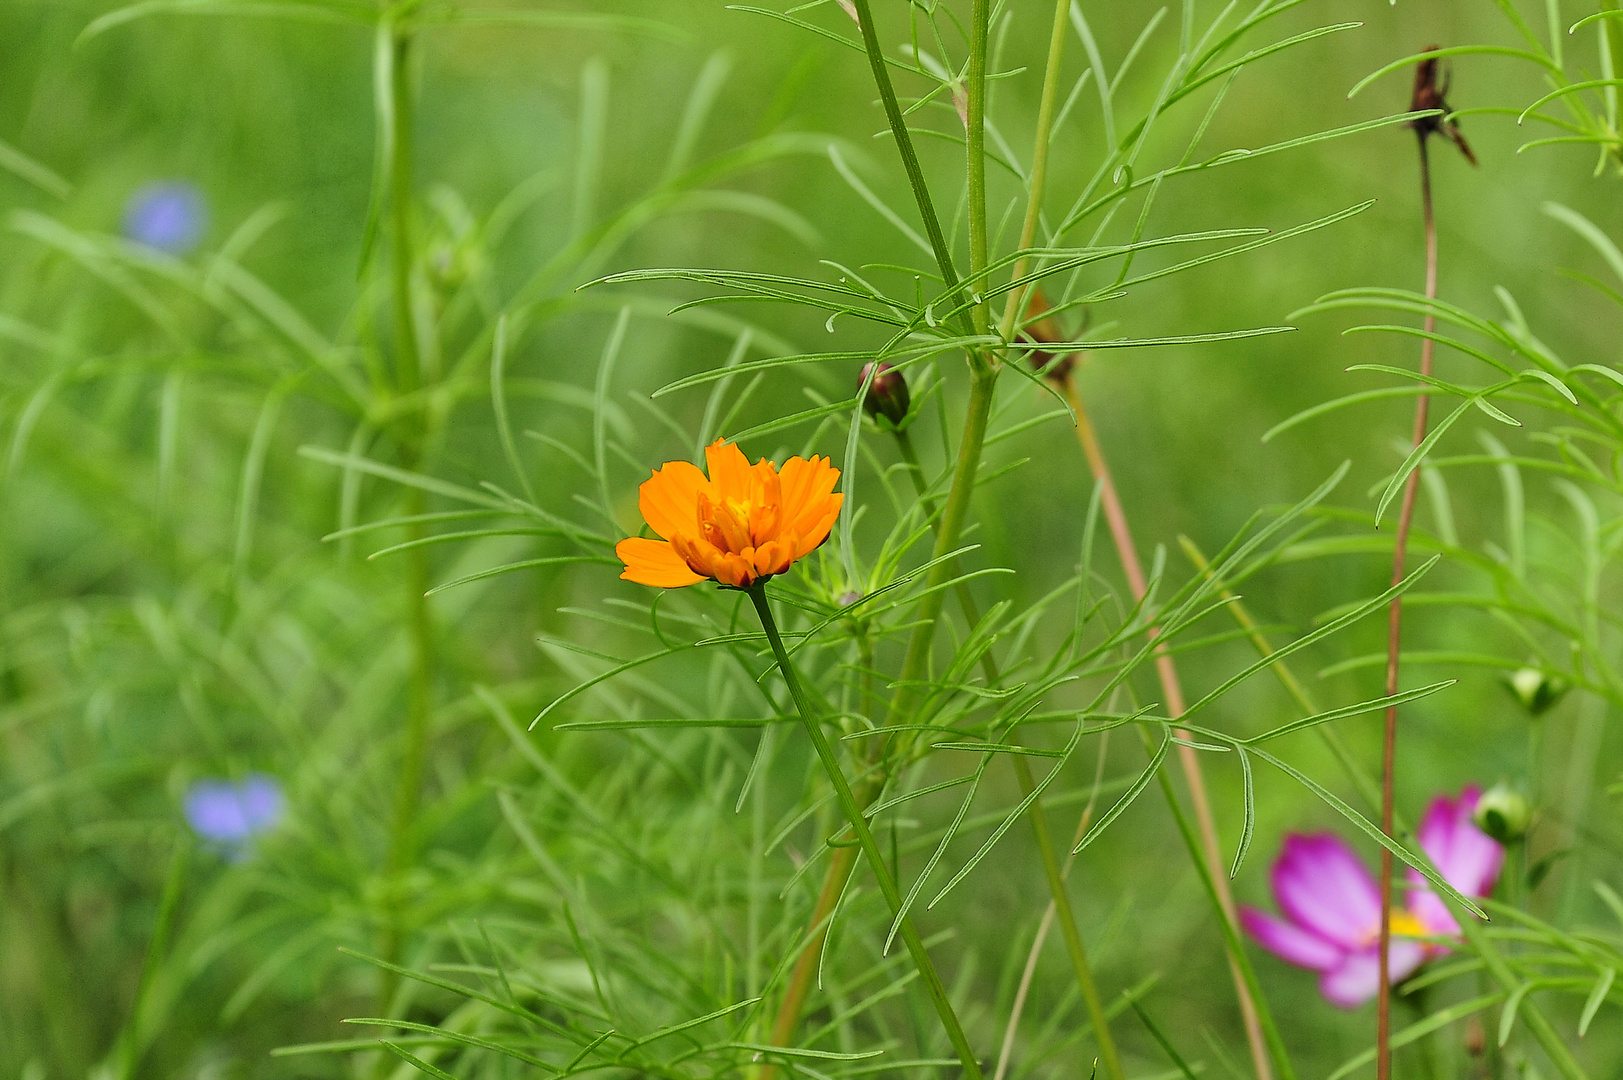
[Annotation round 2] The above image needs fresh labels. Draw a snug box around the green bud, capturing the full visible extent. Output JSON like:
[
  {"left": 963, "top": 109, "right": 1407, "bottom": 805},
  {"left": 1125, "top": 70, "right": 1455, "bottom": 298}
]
[
  {"left": 1473, "top": 783, "right": 1531, "bottom": 844},
  {"left": 1504, "top": 667, "right": 1568, "bottom": 716}
]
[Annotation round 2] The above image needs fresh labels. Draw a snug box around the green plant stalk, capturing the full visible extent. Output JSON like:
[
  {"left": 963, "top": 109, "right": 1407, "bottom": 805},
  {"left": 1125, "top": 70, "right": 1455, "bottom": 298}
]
[
  {"left": 389, "top": 24, "right": 420, "bottom": 397},
  {"left": 377, "top": 20, "right": 436, "bottom": 1019},
  {"left": 1061, "top": 374, "right": 1279, "bottom": 1080},
  {"left": 965, "top": 0, "right": 991, "bottom": 339},
  {"left": 997, "top": 0, "right": 1073, "bottom": 343},
  {"left": 1456, "top": 918, "right": 1588, "bottom": 1080},
  {"left": 1178, "top": 537, "right": 1384, "bottom": 815},
  {"left": 883, "top": 368, "right": 998, "bottom": 734},
  {"left": 748, "top": 585, "right": 985, "bottom": 1079},
  {"left": 847, "top": 0, "right": 965, "bottom": 310},
  {"left": 111, "top": 835, "right": 190, "bottom": 1080},
  {"left": 1143, "top": 727, "right": 1298, "bottom": 1080},
  {"left": 895, "top": 430, "right": 1125, "bottom": 1080}
]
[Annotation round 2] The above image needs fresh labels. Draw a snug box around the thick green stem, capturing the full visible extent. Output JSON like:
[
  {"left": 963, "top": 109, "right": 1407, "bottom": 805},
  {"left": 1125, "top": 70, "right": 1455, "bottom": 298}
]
[
  {"left": 894, "top": 430, "right": 1124, "bottom": 1080},
  {"left": 389, "top": 25, "right": 420, "bottom": 396},
  {"left": 376, "top": 20, "right": 434, "bottom": 1018},
  {"left": 749, "top": 586, "right": 985, "bottom": 1079},
  {"left": 965, "top": 0, "right": 991, "bottom": 338},
  {"left": 884, "top": 369, "right": 998, "bottom": 732},
  {"left": 997, "top": 0, "right": 1073, "bottom": 344},
  {"left": 846, "top": 0, "right": 964, "bottom": 310}
]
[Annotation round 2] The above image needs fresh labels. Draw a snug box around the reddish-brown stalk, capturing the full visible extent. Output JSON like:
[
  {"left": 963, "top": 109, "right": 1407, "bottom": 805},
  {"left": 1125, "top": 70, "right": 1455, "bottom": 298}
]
[
  {"left": 1055, "top": 372, "right": 1274, "bottom": 1080},
  {"left": 1377, "top": 49, "right": 1470, "bottom": 1080}
]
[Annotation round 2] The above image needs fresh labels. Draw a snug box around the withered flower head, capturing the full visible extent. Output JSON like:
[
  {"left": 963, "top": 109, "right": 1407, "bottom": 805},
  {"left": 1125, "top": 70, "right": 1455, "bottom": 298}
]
[
  {"left": 1410, "top": 46, "right": 1477, "bottom": 166},
  {"left": 1021, "top": 290, "right": 1076, "bottom": 382},
  {"left": 859, "top": 362, "right": 911, "bottom": 428}
]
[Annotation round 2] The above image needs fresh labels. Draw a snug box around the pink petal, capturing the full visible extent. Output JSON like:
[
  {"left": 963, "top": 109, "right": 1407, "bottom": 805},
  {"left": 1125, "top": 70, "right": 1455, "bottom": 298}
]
[
  {"left": 1414, "top": 786, "right": 1504, "bottom": 897},
  {"left": 1272, "top": 833, "right": 1382, "bottom": 950},
  {"left": 1317, "top": 941, "right": 1427, "bottom": 1009},
  {"left": 1408, "top": 888, "right": 1462, "bottom": 939},
  {"left": 1241, "top": 907, "right": 1345, "bottom": 971}
]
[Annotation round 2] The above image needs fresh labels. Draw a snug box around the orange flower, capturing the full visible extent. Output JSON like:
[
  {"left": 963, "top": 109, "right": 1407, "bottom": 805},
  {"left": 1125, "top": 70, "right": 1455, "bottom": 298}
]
[{"left": 616, "top": 439, "right": 844, "bottom": 589}]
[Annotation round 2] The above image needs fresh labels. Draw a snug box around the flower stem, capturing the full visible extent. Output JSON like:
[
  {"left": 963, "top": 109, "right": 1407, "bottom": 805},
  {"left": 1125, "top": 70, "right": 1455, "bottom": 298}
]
[
  {"left": 846, "top": 0, "right": 965, "bottom": 314},
  {"left": 965, "top": 0, "right": 991, "bottom": 339},
  {"left": 997, "top": 0, "right": 1073, "bottom": 344},
  {"left": 1179, "top": 537, "right": 1385, "bottom": 816},
  {"left": 1060, "top": 373, "right": 1284, "bottom": 1080},
  {"left": 376, "top": 19, "right": 435, "bottom": 1020},
  {"left": 894, "top": 430, "right": 1125, "bottom": 1080},
  {"left": 748, "top": 584, "right": 985, "bottom": 1079},
  {"left": 885, "top": 368, "right": 998, "bottom": 734},
  {"left": 1378, "top": 132, "right": 1438, "bottom": 1080},
  {"left": 1456, "top": 918, "right": 1588, "bottom": 1080}
]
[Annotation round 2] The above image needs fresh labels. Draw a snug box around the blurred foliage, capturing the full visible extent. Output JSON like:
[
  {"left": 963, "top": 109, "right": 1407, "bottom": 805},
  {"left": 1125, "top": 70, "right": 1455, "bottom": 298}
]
[{"left": 2, "top": 1, "right": 1622, "bottom": 1079}]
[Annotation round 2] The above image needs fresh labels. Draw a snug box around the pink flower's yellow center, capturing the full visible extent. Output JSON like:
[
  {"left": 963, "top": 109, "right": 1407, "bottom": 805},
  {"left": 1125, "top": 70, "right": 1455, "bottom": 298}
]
[{"left": 1361, "top": 909, "right": 1428, "bottom": 947}]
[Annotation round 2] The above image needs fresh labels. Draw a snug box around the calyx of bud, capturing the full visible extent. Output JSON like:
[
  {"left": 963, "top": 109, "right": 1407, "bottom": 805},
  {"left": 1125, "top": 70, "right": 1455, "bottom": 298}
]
[
  {"left": 1504, "top": 667, "right": 1568, "bottom": 717},
  {"left": 1473, "top": 783, "right": 1531, "bottom": 844}
]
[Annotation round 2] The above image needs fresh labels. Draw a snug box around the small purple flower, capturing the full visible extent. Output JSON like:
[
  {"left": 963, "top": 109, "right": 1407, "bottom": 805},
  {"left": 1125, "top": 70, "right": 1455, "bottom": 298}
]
[
  {"left": 1241, "top": 786, "right": 1503, "bottom": 1008},
  {"left": 184, "top": 774, "right": 284, "bottom": 849},
  {"left": 124, "top": 181, "right": 207, "bottom": 254}
]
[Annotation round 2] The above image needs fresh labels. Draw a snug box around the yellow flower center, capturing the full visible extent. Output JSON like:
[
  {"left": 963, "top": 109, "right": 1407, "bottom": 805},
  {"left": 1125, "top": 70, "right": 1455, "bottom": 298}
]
[{"left": 1362, "top": 909, "right": 1428, "bottom": 946}]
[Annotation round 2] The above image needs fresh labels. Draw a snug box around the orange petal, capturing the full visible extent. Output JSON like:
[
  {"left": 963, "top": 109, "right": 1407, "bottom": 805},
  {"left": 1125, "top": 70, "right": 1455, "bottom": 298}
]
[
  {"left": 638, "top": 459, "right": 708, "bottom": 541},
  {"left": 779, "top": 455, "right": 842, "bottom": 536},
  {"left": 794, "top": 494, "right": 843, "bottom": 557},
  {"left": 751, "top": 536, "right": 797, "bottom": 578},
  {"left": 617, "top": 537, "right": 705, "bottom": 588},
  {"left": 713, "top": 550, "right": 756, "bottom": 588},
  {"left": 705, "top": 439, "right": 755, "bottom": 501}
]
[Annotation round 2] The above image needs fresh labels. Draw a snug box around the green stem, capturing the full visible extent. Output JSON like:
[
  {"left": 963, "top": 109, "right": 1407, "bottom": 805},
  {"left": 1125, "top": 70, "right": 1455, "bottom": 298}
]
[
  {"left": 998, "top": 0, "right": 1072, "bottom": 344},
  {"left": 883, "top": 369, "right": 998, "bottom": 733},
  {"left": 1145, "top": 727, "right": 1298, "bottom": 1080},
  {"left": 965, "top": 0, "right": 991, "bottom": 339},
  {"left": 1457, "top": 918, "right": 1588, "bottom": 1080},
  {"left": 376, "top": 19, "right": 434, "bottom": 1018},
  {"left": 846, "top": 0, "right": 965, "bottom": 310},
  {"left": 1178, "top": 537, "right": 1386, "bottom": 817},
  {"left": 749, "top": 584, "right": 985, "bottom": 1080},
  {"left": 113, "top": 835, "right": 190, "bottom": 1080},
  {"left": 894, "top": 430, "right": 1124, "bottom": 1080},
  {"left": 389, "top": 24, "right": 420, "bottom": 396}
]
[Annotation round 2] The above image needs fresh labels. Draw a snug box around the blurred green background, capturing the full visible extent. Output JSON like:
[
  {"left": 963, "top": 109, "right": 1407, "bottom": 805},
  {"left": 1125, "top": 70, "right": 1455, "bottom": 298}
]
[{"left": 2, "top": 0, "right": 1620, "bottom": 1076}]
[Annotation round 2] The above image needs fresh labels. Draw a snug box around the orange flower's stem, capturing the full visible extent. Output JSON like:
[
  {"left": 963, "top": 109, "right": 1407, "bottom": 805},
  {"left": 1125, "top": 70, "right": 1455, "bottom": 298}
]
[
  {"left": 1059, "top": 373, "right": 1281, "bottom": 1080},
  {"left": 1377, "top": 130, "right": 1437, "bottom": 1080},
  {"left": 748, "top": 585, "right": 985, "bottom": 1079}
]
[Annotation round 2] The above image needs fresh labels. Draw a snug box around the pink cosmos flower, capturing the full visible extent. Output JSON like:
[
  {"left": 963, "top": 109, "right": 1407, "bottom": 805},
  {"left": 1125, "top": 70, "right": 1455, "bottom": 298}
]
[{"left": 1240, "top": 786, "right": 1504, "bottom": 1008}]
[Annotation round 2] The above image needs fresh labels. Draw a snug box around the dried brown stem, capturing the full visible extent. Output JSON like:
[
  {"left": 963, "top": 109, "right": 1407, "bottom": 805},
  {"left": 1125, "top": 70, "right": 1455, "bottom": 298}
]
[
  {"left": 1377, "top": 131, "right": 1438, "bottom": 1080},
  {"left": 1059, "top": 374, "right": 1274, "bottom": 1080}
]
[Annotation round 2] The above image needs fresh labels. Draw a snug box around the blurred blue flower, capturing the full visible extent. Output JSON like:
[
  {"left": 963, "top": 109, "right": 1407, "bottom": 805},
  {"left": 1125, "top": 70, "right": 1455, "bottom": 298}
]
[
  {"left": 124, "top": 181, "right": 207, "bottom": 254},
  {"left": 184, "top": 774, "right": 284, "bottom": 850}
]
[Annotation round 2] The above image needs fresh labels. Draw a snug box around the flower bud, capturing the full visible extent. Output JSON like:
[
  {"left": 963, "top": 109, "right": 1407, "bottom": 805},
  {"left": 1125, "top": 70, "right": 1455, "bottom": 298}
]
[
  {"left": 1504, "top": 667, "right": 1568, "bottom": 716},
  {"left": 859, "top": 362, "right": 911, "bottom": 429},
  {"left": 1473, "top": 783, "right": 1531, "bottom": 844}
]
